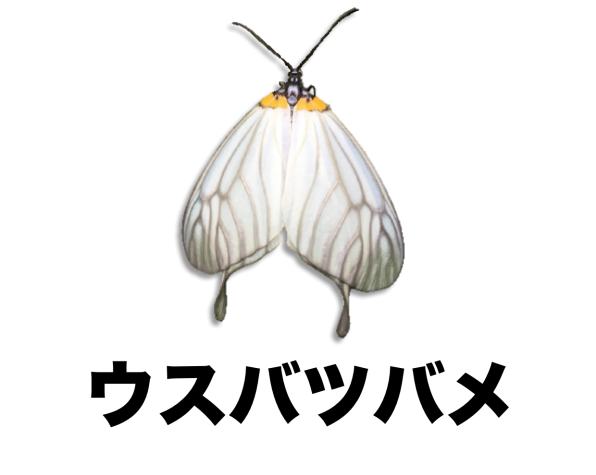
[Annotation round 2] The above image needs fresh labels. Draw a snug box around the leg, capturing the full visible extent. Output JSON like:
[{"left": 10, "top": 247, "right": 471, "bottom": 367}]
[
  {"left": 214, "top": 270, "right": 229, "bottom": 322},
  {"left": 335, "top": 281, "right": 351, "bottom": 338}
]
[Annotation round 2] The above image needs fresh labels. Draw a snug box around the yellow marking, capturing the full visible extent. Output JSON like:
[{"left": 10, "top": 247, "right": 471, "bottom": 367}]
[
  {"left": 260, "top": 93, "right": 288, "bottom": 109},
  {"left": 295, "top": 96, "right": 328, "bottom": 111}
]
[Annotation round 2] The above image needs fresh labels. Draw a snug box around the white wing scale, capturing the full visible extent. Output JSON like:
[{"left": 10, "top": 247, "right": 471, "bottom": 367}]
[
  {"left": 282, "top": 108, "right": 404, "bottom": 336},
  {"left": 184, "top": 98, "right": 403, "bottom": 335},
  {"left": 283, "top": 109, "right": 404, "bottom": 291},
  {"left": 183, "top": 104, "right": 290, "bottom": 319}
]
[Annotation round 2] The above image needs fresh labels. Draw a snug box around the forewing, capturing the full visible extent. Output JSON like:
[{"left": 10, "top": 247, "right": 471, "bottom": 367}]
[
  {"left": 183, "top": 104, "right": 290, "bottom": 274},
  {"left": 283, "top": 108, "right": 404, "bottom": 291}
]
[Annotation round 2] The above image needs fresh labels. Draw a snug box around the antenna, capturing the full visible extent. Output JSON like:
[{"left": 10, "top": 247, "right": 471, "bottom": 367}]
[
  {"left": 232, "top": 8, "right": 359, "bottom": 72},
  {"left": 296, "top": 8, "right": 359, "bottom": 70},
  {"left": 232, "top": 22, "right": 294, "bottom": 70}
]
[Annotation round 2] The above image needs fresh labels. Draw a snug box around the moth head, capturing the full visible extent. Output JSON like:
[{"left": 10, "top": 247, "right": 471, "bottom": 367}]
[{"left": 287, "top": 70, "right": 303, "bottom": 83}]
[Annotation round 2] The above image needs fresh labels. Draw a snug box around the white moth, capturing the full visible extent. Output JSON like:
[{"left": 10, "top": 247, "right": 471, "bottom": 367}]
[{"left": 182, "top": 8, "right": 404, "bottom": 337}]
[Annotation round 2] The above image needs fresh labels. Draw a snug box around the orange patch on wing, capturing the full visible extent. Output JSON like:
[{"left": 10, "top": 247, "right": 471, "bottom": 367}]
[
  {"left": 260, "top": 93, "right": 288, "bottom": 109},
  {"left": 295, "top": 96, "right": 328, "bottom": 111}
]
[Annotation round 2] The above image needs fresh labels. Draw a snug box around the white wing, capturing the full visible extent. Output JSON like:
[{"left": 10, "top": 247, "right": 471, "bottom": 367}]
[
  {"left": 283, "top": 108, "right": 404, "bottom": 293},
  {"left": 183, "top": 104, "right": 290, "bottom": 276}
]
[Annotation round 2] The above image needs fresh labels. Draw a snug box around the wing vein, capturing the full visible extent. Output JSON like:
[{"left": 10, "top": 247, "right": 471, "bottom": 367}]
[
  {"left": 241, "top": 175, "right": 260, "bottom": 248},
  {"left": 339, "top": 231, "right": 360, "bottom": 281},
  {"left": 321, "top": 117, "right": 366, "bottom": 206},
  {"left": 296, "top": 112, "right": 320, "bottom": 251},
  {"left": 307, "top": 181, "right": 339, "bottom": 256},
  {"left": 323, "top": 206, "right": 351, "bottom": 270},
  {"left": 227, "top": 196, "right": 245, "bottom": 257}
]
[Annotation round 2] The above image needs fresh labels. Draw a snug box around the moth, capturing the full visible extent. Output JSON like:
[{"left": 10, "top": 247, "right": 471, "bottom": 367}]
[{"left": 182, "top": 8, "right": 404, "bottom": 337}]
